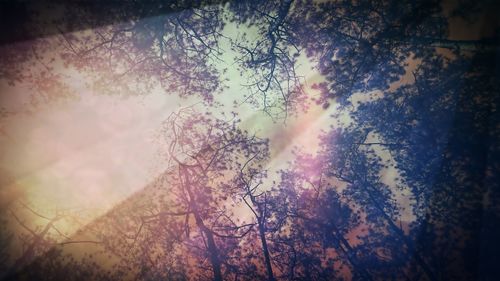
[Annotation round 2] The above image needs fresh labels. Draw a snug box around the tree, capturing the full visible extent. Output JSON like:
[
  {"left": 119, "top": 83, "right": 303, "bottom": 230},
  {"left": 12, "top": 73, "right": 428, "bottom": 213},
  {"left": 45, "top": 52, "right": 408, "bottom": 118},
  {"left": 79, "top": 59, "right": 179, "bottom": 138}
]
[
  {"left": 58, "top": 1, "right": 226, "bottom": 101},
  {"left": 273, "top": 151, "right": 390, "bottom": 280},
  {"left": 158, "top": 108, "right": 268, "bottom": 280},
  {"left": 229, "top": 0, "right": 306, "bottom": 118},
  {"left": 1, "top": 0, "right": 498, "bottom": 280},
  {"left": 291, "top": 0, "right": 498, "bottom": 107},
  {"left": 343, "top": 46, "right": 499, "bottom": 280},
  {"left": 233, "top": 146, "right": 277, "bottom": 281}
]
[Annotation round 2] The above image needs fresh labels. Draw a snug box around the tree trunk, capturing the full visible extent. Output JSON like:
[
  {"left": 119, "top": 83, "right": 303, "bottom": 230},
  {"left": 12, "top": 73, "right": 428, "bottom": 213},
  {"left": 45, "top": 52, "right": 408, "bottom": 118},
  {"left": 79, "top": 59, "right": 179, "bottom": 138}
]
[
  {"left": 181, "top": 166, "right": 223, "bottom": 281},
  {"left": 258, "top": 222, "right": 275, "bottom": 281},
  {"left": 204, "top": 227, "right": 223, "bottom": 281},
  {"left": 194, "top": 212, "right": 223, "bottom": 281}
]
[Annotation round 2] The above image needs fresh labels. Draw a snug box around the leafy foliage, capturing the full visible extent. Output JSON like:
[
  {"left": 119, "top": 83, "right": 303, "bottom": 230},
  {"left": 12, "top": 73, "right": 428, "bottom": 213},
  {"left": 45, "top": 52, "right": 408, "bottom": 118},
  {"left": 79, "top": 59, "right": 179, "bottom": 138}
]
[{"left": 0, "top": 0, "right": 498, "bottom": 280}]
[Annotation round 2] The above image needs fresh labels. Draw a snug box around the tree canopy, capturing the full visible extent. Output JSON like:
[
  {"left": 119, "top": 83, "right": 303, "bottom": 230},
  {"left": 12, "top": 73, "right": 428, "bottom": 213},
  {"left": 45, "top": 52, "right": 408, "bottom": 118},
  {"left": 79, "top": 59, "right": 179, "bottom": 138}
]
[{"left": 0, "top": 0, "right": 498, "bottom": 280}]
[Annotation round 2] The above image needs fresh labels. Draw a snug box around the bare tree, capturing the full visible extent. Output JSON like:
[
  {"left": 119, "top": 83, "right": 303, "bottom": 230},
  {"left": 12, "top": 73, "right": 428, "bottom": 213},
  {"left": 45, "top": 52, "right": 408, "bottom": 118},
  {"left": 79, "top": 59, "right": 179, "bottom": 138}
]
[
  {"left": 233, "top": 148, "right": 279, "bottom": 281},
  {"left": 155, "top": 108, "right": 267, "bottom": 280},
  {"left": 230, "top": 0, "right": 306, "bottom": 119}
]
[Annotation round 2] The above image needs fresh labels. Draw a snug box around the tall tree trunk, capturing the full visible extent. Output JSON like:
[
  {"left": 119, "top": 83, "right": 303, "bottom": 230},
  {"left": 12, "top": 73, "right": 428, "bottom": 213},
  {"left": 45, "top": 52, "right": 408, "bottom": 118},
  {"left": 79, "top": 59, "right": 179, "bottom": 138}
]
[
  {"left": 194, "top": 212, "right": 223, "bottom": 281},
  {"left": 182, "top": 167, "right": 223, "bottom": 281},
  {"left": 258, "top": 222, "right": 275, "bottom": 281},
  {"left": 204, "top": 228, "right": 223, "bottom": 281}
]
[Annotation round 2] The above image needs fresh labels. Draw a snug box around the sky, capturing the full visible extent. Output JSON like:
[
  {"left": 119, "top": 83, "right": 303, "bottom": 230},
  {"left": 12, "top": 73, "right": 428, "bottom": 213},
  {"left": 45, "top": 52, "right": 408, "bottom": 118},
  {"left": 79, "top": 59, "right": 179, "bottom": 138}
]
[{"left": 0, "top": 10, "right": 339, "bottom": 242}]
